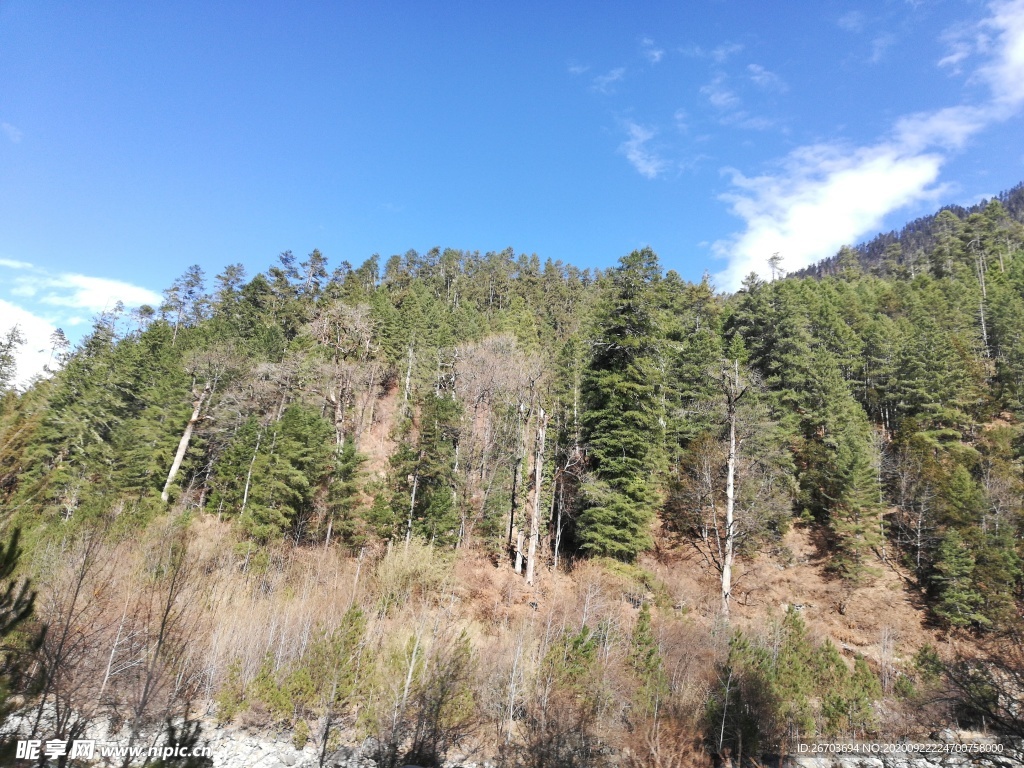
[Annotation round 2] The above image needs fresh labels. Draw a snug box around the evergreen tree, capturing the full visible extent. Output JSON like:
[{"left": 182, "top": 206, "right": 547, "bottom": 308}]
[
  {"left": 210, "top": 405, "right": 333, "bottom": 542},
  {"left": 323, "top": 442, "right": 368, "bottom": 546},
  {"left": 826, "top": 419, "right": 884, "bottom": 581},
  {"left": 389, "top": 392, "right": 462, "bottom": 547},
  {"left": 932, "top": 528, "right": 987, "bottom": 628},
  {"left": 629, "top": 602, "right": 668, "bottom": 721},
  {"left": 0, "top": 529, "right": 40, "bottom": 734},
  {"left": 578, "top": 249, "right": 664, "bottom": 561},
  {"left": 0, "top": 326, "right": 25, "bottom": 391}
]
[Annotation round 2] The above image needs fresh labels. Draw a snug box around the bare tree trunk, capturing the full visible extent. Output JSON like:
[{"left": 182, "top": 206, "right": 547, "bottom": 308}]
[
  {"left": 505, "top": 632, "right": 525, "bottom": 742},
  {"left": 721, "top": 361, "right": 740, "bottom": 619},
  {"left": 553, "top": 481, "right": 563, "bottom": 570},
  {"left": 976, "top": 246, "right": 990, "bottom": 357},
  {"left": 525, "top": 408, "right": 547, "bottom": 586},
  {"left": 120, "top": 535, "right": 194, "bottom": 768},
  {"left": 332, "top": 389, "right": 345, "bottom": 446},
  {"left": 406, "top": 459, "right": 421, "bottom": 551},
  {"left": 161, "top": 384, "right": 210, "bottom": 502},
  {"left": 403, "top": 345, "right": 415, "bottom": 414},
  {"left": 549, "top": 472, "right": 559, "bottom": 568},
  {"left": 99, "top": 590, "right": 132, "bottom": 703},
  {"left": 240, "top": 429, "right": 263, "bottom": 513},
  {"left": 507, "top": 403, "right": 527, "bottom": 566}
]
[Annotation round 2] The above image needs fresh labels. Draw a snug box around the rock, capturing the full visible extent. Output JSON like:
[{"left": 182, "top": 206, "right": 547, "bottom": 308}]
[{"left": 785, "top": 758, "right": 832, "bottom": 768}]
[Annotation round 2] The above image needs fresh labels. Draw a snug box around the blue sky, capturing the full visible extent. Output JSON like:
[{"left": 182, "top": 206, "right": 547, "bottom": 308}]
[{"left": 3, "top": 1, "right": 1024, "bottom": 384}]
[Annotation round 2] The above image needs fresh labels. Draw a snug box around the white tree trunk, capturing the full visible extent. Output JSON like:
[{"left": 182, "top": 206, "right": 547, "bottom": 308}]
[
  {"left": 161, "top": 384, "right": 210, "bottom": 502},
  {"left": 721, "top": 362, "right": 739, "bottom": 618},
  {"left": 405, "top": 465, "right": 420, "bottom": 551},
  {"left": 525, "top": 408, "right": 547, "bottom": 586},
  {"left": 240, "top": 429, "right": 262, "bottom": 513},
  {"left": 514, "top": 529, "right": 524, "bottom": 575}
]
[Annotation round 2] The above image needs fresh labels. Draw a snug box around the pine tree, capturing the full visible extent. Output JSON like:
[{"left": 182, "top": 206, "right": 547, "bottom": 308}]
[
  {"left": 0, "top": 326, "right": 25, "bottom": 391},
  {"left": 0, "top": 529, "right": 40, "bottom": 733},
  {"left": 932, "top": 529, "right": 987, "bottom": 628},
  {"left": 578, "top": 249, "right": 664, "bottom": 561},
  {"left": 827, "top": 419, "right": 884, "bottom": 582},
  {"left": 389, "top": 393, "right": 462, "bottom": 547},
  {"left": 212, "top": 405, "right": 333, "bottom": 542},
  {"left": 323, "top": 442, "right": 367, "bottom": 546},
  {"left": 629, "top": 602, "right": 668, "bottom": 721}
]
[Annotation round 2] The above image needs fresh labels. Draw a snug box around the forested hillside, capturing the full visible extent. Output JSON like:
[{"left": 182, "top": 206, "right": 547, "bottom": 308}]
[{"left": 1, "top": 193, "right": 1023, "bottom": 766}]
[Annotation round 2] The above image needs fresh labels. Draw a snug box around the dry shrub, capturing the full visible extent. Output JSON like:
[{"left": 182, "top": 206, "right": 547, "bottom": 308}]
[
  {"left": 625, "top": 719, "right": 711, "bottom": 768},
  {"left": 372, "top": 540, "right": 453, "bottom": 615},
  {"left": 193, "top": 522, "right": 364, "bottom": 707}
]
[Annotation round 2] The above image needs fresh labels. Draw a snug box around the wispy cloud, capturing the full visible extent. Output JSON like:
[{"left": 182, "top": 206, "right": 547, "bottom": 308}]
[
  {"left": 711, "top": 42, "right": 744, "bottom": 63},
  {"left": 0, "top": 299, "right": 57, "bottom": 389},
  {"left": 701, "top": 74, "right": 740, "bottom": 109},
  {"left": 714, "top": 143, "right": 946, "bottom": 288},
  {"left": 567, "top": 62, "right": 590, "bottom": 75},
  {"left": 869, "top": 34, "right": 897, "bottom": 63},
  {"left": 714, "top": 0, "right": 1024, "bottom": 290},
  {"left": 4, "top": 267, "right": 162, "bottom": 313},
  {"left": 680, "top": 42, "right": 744, "bottom": 63},
  {"left": 1, "top": 122, "right": 22, "bottom": 143},
  {"left": 939, "top": 41, "right": 974, "bottom": 72},
  {"left": 747, "top": 64, "right": 787, "bottom": 91},
  {"left": 980, "top": 0, "right": 1024, "bottom": 106},
  {"left": 838, "top": 11, "right": 866, "bottom": 33},
  {"left": 39, "top": 274, "right": 163, "bottom": 312},
  {"left": 0, "top": 260, "right": 163, "bottom": 386},
  {"left": 619, "top": 122, "right": 667, "bottom": 179},
  {"left": 641, "top": 37, "right": 664, "bottom": 64},
  {"left": 591, "top": 67, "right": 626, "bottom": 94}
]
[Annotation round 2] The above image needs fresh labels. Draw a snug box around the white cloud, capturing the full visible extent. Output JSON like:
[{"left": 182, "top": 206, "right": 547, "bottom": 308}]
[
  {"left": 0, "top": 260, "right": 163, "bottom": 384},
  {"left": 619, "top": 122, "right": 667, "bottom": 179},
  {"left": 714, "top": 0, "right": 1024, "bottom": 291},
  {"left": 893, "top": 105, "right": 991, "bottom": 151},
  {"left": 980, "top": 0, "right": 1024, "bottom": 106},
  {"left": 39, "top": 273, "right": 162, "bottom": 312},
  {"left": 714, "top": 143, "right": 946, "bottom": 289},
  {"left": 747, "top": 64, "right": 787, "bottom": 92},
  {"left": 711, "top": 43, "right": 744, "bottom": 63},
  {"left": 641, "top": 37, "right": 664, "bottom": 64},
  {"left": 939, "top": 41, "right": 974, "bottom": 72},
  {"left": 870, "top": 34, "right": 896, "bottom": 63},
  {"left": 701, "top": 74, "right": 740, "bottom": 109},
  {"left": 680, "top": 42, "right": 743, "bottom": 63},
  {"left": 0, "top": 299, "right": 57, "bottom": 390},
  {"left": 721, "top": 113, "right": 778, "bottom": 131},
  {"left": 567, "top": 62, "right": 590, "bottom": 75},
  {"left": 591, "top": 67, "right": 626, "bottom": 93},
  {"left": 1, "top": 122, "right": 22, "bottom": 143},
  {"left": 838, "top": 11, "right": 866, "bottom": 32}
]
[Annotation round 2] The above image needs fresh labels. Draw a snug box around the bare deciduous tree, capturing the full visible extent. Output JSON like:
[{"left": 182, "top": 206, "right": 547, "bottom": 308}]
[{"left": 670, "top": 362, "right": 792, "bottom": 618}]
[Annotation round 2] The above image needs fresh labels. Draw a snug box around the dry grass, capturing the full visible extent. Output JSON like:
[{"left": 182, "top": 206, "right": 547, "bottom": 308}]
[
  {"left": 650, "top": 524, "right": 947, "bottom": 679},
  {"left": 19, "top": 505, "right": 956, "bottom": 761}
]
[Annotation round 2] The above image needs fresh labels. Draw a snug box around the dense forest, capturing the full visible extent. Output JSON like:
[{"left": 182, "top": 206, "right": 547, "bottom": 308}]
[{"left": 0, "top": 191, "right": 1023, "bottom": 766}]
